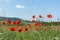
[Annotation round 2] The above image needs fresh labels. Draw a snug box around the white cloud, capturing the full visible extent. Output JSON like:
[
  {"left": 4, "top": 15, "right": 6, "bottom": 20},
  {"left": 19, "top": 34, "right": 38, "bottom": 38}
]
[{"left": 16, "top": 5, "right": 25, "bottom": 9}]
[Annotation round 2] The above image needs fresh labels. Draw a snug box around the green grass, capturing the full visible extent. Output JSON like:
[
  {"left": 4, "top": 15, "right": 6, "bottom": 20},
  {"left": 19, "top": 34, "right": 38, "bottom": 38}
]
[{"left": 0, "top": 25, "right": 60, "bottom": 40}]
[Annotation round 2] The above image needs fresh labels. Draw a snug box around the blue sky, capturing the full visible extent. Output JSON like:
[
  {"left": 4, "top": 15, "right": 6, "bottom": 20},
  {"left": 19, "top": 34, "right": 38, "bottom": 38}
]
[{"left": 0, "top": 0, "right": 60, "bottom": 22}]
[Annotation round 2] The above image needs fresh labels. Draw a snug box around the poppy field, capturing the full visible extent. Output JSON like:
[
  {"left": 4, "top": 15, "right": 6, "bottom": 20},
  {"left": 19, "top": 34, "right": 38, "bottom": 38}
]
[{"left": 0, "top": 14, "right": 60, "bottom": 40}]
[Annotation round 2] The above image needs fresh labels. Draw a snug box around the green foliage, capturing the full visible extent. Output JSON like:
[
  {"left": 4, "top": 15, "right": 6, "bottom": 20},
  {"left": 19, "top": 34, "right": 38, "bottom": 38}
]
[{"left": 0, "top": 26, "right": 60, "bottom": 40}]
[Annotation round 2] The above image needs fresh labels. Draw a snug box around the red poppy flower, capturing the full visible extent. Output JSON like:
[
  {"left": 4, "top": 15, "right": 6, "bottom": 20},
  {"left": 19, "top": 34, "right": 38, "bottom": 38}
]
[
  {"left": 2, "top": 22, "right": 6, "bottom": 25},
  {"left": 47, "top": 14, "right": 52, "bottom": 18},
  {"left": 32, "top": 15, "right": 35, "bottom": 19},
  {"left": 12, "top": 21, "right": 17, "bottom": 25},
  {"left": 17, "top": 20, "right": 21, "bottom": 25},
  {"left": 10, "top": 27, "right": 16, "bottom": 31},
  {"left": 32, "top": 20, "right": 35, "bottom": 22},
  {"left": 24, "top": 26, "right": 28, "bottom": 32},
  {"left": 35, "top": 22, "right": 40, "bottom": 26},
  {"left": 18, "top": 27, "right": 22, "bottom": 32},
  {"left": 7, "top": 19, "right": 11, "bottom": 23},
  {"left": 39, "top": 15, "right": 42, "bottom": 18}
]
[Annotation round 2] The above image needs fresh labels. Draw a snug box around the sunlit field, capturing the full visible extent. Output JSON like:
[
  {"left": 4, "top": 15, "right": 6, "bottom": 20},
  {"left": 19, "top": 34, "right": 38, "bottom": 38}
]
[{"left": 0, "top": 14, "right": 60, "bottom": 40}]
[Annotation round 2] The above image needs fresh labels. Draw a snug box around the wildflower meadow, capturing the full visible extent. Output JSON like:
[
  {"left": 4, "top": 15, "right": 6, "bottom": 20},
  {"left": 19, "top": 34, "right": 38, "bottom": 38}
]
[{"left": 0, "top": 14, "right": 60, "bottom": 40}]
